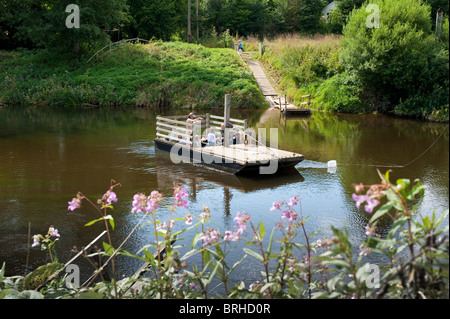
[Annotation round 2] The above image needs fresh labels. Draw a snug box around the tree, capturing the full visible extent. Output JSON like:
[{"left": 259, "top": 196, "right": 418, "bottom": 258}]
[
  {"left": 0, "top": 0, "right": 44, "bottom": 49},
  {"left": 17, "top": 0, "right": 128, "bottom": 54},
  {"left": 340, "top": 0, "right": 449, "bottom": 117},
  {"left": 327, "top": 0, "right": 365, "bottom": 33},
  {"left": 285, "top": 0, "right": 327, "bottom": 34}
]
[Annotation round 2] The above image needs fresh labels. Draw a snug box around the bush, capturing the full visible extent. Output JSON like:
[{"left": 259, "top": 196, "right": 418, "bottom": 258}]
[
  {"left": 340, "top": 0, "right": 449, "bottom": 118},
  {"left": 315, "top": 72, "right": 362, "bottom": 113}
]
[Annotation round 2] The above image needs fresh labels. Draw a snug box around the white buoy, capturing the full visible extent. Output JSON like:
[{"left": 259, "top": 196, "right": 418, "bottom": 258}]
[
  {"left": 327, "top": 160, "right": 337, "bottom": 173},
  {"left": 327, "top": 160, "right": 337, "bottom": 168}
]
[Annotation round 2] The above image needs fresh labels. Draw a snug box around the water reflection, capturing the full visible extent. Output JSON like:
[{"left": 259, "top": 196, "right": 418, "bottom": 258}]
[{"left": 0, "top": 106, "right": 448, "bottom": 284}]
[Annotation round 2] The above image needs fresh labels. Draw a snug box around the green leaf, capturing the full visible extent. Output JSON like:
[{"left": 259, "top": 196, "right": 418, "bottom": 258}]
[
  {"left": 260, "top": 282, "right": 274, "bottom": 294},
  {"left": 104, "top": 215, "right": 115, "bottom": 230},
  {"left": 84, "top": 217, "right": 104, "bottom": 227},
  {"left": 103, "top": 241, "right": 115, "bottom": 255},
  {"left": 23, "top": 262, "right": 64, "bottom": 290},
  {"left": 422, "top": 216, "right": 432, "bottom": 231},
  {"left": 435, "top": 209, "right": 449, "bottom": 229},
  {"left": 243, "top": 248, "right": 264, "bottom": 261},
  {"left": 191, "top": 232, "right": 203, "bottom": 249},
  {"left": 369, "top": 203, "right": 393, "bottom": 224},
  {"left": 259, "top": 221, "right": 266, "bottom": 241},
  {"left": 320, "top": 257, "right": 351, "bottom": 271}
]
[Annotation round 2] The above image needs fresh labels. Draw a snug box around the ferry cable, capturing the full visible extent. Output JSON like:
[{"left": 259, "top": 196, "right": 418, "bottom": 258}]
[{"left": 339, "top": 125, "right": 449, "bottom": 169}]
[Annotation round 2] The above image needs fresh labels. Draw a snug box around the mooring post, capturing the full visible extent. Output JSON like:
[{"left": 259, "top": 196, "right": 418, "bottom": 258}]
[
  {"left": 206, "top": 113, "right": 210, "bottom": 130},
  {"left": 224, "top": 94, "right": 231, "bottom": 147}
]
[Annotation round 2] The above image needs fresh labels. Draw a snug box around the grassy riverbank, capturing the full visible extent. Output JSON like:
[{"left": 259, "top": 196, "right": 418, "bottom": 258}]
[
  {"left": 258, "top": 32, "right": 449, "bottom": 121},
  {"left": 0, "top": 41, "right": 266, "bottom": 109}
]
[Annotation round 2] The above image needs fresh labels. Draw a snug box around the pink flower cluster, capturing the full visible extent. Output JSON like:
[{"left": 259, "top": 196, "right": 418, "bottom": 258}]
[
  {"left": 101, "top": 190, "right": 118, "bottom": 206},
  {"left": 351, "top": 183, "right": 383, "bottom": 214},
  {"left": 270, "top": 196, "right": 300, "bottom": 222},
  {"left": 68, "top": 197, "right": 81, "bottom": 211},
  {"left": 223, "top": 212, "right": 251, "bottom": 242},
  {"left": 131, "top": 190, "right": 163, "bottom": 215},
  {"left": 31, "top": 226, "right": 60, "bottom": 248},
  {"left": 199, "top": 228, "right": 221, "bottom": 247},
  {"left": 351, "top": 193, "right": 380, "bottom": 213},
  {"left": 174, "top": 186, "right": 188, "bottom": 209},
  {"left": 197, "top": 212, "right": 251, "bottom": 247}
]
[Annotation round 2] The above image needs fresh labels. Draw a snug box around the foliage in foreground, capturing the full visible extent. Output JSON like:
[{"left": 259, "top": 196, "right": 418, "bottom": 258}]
[
  {"left": 0, "top": 171, "right": 448, "bottom": 299},
  {"left": 0, "top": 41, "right": 265, "bottom": 109}
]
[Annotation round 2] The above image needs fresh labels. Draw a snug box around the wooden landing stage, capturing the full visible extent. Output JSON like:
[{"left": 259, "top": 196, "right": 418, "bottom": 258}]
[
  {"left": 272, "top": 95, "right": 312, "bottom": 116},
  {"left": 245, "top": 56, "right": 311, "bottom": 116}
]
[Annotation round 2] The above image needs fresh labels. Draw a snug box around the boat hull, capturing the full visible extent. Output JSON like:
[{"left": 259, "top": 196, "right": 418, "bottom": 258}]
[{"left": 154, "top": 138, "right": 304, "bottom": 175}]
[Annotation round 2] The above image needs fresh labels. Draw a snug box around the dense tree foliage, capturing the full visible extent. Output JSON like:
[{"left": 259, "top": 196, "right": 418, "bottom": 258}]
[
  {"left": 0, "top": 0, "right": 128, "bottom": 53},
  {"left": 2, "top": 0, "right": 448, "bottom": 52},
  {"left": 339, "top": 0, "right": 448, "bottom": 118}
]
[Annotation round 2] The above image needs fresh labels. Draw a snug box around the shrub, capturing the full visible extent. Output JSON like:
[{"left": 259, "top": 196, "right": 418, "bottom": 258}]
[
  {"left": 340, "top": 0, "right": 449, "bottom": 118},
  {"left": 315, "top": 72, "right": 362, "bottom": 113}
]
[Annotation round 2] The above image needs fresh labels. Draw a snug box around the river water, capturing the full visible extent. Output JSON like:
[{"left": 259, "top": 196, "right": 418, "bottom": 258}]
[{"left": 0, "top": 105, "right": 448, "bottom": 289}]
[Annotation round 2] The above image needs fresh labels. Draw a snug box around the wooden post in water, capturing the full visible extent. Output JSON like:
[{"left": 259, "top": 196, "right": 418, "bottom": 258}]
[
  {"left": 206, "top": 113, "right": 210, "bottom": 130},
  {"left": 224, "top": 94, "right": 231, "bottom": 147}
]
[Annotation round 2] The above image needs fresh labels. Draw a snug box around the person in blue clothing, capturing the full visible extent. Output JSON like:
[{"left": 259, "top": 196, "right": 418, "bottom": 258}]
[{"left": 238, "top": 40, "right": 243, "bottom": 56}]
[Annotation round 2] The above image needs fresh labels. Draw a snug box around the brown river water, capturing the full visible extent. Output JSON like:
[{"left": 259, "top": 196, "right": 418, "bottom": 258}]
[{"left": 0, "top": 105, "right": 448, "bottom": 287}]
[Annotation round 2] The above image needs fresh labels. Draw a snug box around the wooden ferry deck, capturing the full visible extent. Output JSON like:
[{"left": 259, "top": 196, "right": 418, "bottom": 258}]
[{"left": 154, "top": 104, "right": 305, "bottom": 175}]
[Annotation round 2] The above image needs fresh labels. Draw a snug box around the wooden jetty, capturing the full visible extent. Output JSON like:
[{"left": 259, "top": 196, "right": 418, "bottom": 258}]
[
  {"left": 154, "top": 95, "right": 305, "bottom": 175},
  {"left": 273, "top": 94, "right": 312, "bottom": 116},
  {"left": 243, "top": 53, "right": 311, "bottom": 116},
  {"left": 246, "top": 60, "right": 278, "bottom": 97}
]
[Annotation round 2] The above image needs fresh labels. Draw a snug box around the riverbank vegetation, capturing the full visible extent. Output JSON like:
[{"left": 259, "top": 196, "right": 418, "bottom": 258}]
[
  {"left": 259, "top": 0, "right": 449, "bottom": 121},
  {"left": 0, "top": 171, "right": 448, "bottom": 299},
  {"left": 0, "top": 41, "right": 265, "bottom": 108},
  {"left": 1, "top": 0, "right": 448, "bottom": 118}
]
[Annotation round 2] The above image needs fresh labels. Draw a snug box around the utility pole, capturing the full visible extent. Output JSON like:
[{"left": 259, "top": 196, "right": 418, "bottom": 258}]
[
  {"left": 196, "top": 0, "right": 199, "bottom": 43},
  {"left": 187, "top": 0, "right": 192, "bottom": 43},
  {"left": 435, "top": 8, "right": 443, "bottom": 39}
]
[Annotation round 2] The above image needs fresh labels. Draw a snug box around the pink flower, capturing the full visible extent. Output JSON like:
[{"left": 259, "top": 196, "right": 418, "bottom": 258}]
[
  {"left": 359, "top": 244, "right": 372, "bottom": 256},
  {"left": 352, "top": 193, "right": 369, "bottom": 209},
  {"left": 364, "top": 198, "right": 380, "bottom": 214},
  {"left": 174, "top": 186, "right": 188, "bottom": 209},
  {"left": 131, "top": 193, "right": 147, "bottom": 214},
  {"left": 68, "top": 197, "right": 81, "bottom": 211},
  {"left": 281, "top": 209, "right": 298, "bottom": 222},
  {"left": 184, "top": 213, "right": 193, "bottom": 225},
  {"left": 352, "top": 193, "right": 380, "bottom": 214},
  {"left": 102, "top": 190, "right": 118, "bottom": 205},
  {"left": 31, "top": 235, "right": 41, "bottom": 247},
  {"left": 199, "top": 228, "right": 221, "bottom": 247},
  {"left": 233, "top": 212, "right": 250, "bottom": 234},
  {"left": 224, "top": 230, "right": 239, "bottom": 242},
  {"left": 287, "top": 196, "right": 299, "bottom": 207},
  {"left": 270, "top": 201, "right": 283, "bottom": 211},
  {"left": 365, "top": 225, "right": 377, "bottom": 236},
  {"left": 48, "top": 227, "right": 60, "bottom": 238}
]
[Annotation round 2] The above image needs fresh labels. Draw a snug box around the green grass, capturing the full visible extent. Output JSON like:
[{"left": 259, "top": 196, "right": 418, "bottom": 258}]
[
  {"left": 0, "top": 41, "right": 266, "bottom": 109},
  {"left": 259, "top": 34, "right": 344, "bottom": 110}
]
